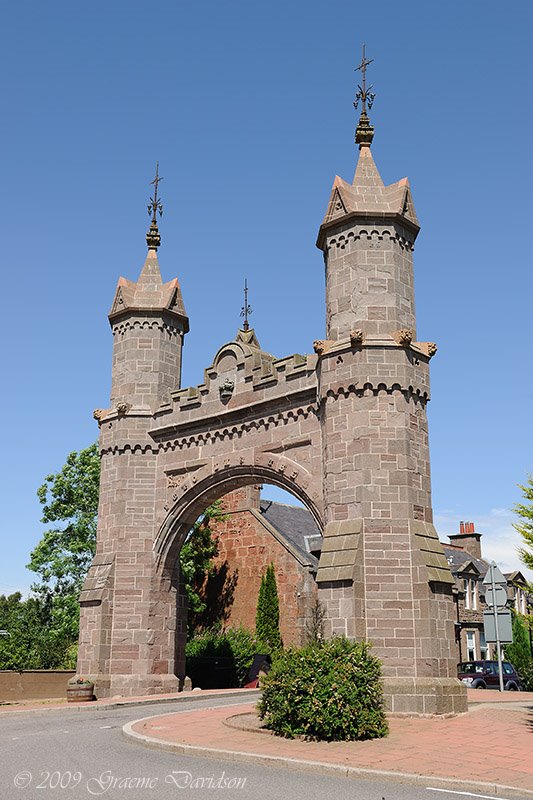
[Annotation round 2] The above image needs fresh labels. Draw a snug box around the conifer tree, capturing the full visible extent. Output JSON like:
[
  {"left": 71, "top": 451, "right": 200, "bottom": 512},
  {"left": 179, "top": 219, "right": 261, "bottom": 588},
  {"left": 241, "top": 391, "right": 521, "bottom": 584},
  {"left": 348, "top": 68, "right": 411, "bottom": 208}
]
[{"left": 255, "top": 563, "right": 282, "bottom": 652}]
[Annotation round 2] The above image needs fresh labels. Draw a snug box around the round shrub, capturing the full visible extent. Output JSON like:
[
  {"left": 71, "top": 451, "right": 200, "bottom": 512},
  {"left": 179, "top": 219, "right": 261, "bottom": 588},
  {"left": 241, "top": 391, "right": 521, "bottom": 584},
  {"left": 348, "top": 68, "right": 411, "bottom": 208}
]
[{"left": 258, "top": 637, "right": 388, "bottom": 741}]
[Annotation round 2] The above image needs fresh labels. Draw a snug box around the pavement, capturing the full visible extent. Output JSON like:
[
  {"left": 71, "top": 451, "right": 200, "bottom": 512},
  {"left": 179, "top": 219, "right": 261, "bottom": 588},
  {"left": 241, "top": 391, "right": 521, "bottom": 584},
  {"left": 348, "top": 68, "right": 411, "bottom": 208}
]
[
  {"left": 2, "top": 687, "right": 532, "bottom": 797},
  {"left": 124, "top": 689, "right": 533, "bottom": 798}
]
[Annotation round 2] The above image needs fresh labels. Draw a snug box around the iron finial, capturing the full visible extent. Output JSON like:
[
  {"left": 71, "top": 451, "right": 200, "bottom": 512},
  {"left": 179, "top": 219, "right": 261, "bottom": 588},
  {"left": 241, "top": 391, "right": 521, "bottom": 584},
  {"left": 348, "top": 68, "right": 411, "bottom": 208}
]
[
  {"left": 146, "top": 162, "right": 163, "bottom": 249},
  {"left": 354, "top": 45, "right": 376, "bottom": 148},
  {"left": 240, "top": 279, "right": 252, "bottom": 331}
]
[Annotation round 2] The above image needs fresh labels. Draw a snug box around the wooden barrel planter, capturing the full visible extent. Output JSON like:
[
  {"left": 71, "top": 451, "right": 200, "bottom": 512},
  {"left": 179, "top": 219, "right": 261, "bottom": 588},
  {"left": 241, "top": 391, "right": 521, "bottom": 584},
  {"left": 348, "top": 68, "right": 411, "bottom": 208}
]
[{"left": 66, "top": 681, "right": 95, "bottom": 703}]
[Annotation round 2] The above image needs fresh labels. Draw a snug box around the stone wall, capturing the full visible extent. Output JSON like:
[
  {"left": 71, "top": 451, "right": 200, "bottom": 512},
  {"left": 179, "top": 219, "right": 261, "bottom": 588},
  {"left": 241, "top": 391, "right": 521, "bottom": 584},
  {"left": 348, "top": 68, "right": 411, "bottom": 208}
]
[
  {"left": 196, "top": 487, "right": 317, "bottom": 645},
  {"left": 0, "top": 671, "right": 75, "bottom": 703}
]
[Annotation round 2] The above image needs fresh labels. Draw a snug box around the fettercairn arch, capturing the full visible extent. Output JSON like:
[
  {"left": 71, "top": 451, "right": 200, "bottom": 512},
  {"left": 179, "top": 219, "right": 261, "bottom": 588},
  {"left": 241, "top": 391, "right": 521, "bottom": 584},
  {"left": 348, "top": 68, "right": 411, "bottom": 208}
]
[{"left": 79, "top": 64, "right": 467, "bottom": 714}]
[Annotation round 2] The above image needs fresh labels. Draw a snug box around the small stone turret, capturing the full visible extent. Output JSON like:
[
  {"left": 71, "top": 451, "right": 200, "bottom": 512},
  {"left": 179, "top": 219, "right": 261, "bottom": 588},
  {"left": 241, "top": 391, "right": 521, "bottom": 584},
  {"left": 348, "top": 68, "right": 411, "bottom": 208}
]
[
  {"left": 317, "top": 143, "right": 419, "bottom": 340},
  {"left": 108, "top": 215, "right": 189, "bottom": 411}
]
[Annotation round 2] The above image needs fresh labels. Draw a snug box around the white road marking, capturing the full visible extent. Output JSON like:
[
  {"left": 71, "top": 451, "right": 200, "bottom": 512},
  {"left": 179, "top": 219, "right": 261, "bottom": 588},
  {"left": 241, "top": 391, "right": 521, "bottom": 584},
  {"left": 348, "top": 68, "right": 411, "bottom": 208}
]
[
  {"left": 99, "top": 725, "right": 112, "bottom": 728},
  {"left": 426, "top": 788, "right": 513, "bottom": 800}
]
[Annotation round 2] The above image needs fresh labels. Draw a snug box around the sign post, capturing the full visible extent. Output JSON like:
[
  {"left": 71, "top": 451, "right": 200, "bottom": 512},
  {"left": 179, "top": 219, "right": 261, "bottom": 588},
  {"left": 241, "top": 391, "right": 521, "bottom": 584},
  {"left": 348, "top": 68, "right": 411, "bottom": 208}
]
[{"left": 482, "top": 562, "right": 511, "bottom": 692}]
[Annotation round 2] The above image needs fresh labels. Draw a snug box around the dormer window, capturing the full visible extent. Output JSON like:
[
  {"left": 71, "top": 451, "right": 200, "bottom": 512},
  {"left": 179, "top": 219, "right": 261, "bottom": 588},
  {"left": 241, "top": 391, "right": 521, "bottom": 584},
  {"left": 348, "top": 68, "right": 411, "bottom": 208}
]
[{"left": 463, "top": 577, "right": 478, "bottom": 610}]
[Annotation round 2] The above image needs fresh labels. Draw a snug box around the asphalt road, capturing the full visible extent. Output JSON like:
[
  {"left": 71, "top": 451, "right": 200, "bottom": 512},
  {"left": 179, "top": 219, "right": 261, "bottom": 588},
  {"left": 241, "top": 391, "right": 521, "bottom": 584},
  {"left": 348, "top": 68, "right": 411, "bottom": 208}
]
[{"left": 0, "top": 695, "right": 526, "bottom": 800}]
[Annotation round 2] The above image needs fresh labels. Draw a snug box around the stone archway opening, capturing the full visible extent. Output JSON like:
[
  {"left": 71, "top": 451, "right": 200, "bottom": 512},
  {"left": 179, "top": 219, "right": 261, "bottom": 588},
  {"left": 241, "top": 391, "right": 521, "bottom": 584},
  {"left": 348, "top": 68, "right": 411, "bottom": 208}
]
[{"left": 154, "top": 472, "right": 324, "bottom": 685}]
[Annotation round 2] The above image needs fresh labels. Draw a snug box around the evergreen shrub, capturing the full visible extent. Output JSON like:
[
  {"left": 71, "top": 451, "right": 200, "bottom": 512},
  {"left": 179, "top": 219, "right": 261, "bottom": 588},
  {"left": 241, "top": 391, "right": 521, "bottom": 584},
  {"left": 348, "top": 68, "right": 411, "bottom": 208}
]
[
  {"left": 255, "top": 563, "right": 282, "bottom": 652},
  {"left": 258, "top": 637, "right": 388, "bottom": 741}
]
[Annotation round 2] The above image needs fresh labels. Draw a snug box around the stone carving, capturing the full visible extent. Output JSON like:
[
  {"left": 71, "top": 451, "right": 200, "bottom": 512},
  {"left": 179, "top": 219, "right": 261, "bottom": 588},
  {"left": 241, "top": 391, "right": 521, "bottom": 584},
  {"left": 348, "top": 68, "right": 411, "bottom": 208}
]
[
  {"left": 219, "top": 378, "right": 234, "bottom": 399},
  {"left": 116, "top": 401, "right": 131, "bottom": 415},
  {"left": 427, "top": 342, "right": 438, "bottom": 357},
  {"left": 394, "top": 328, "right": 414, "bottom": 346},
  {"left": 349, "top": 329, "right": 365, "bottom": 346},
  {"left": 167, "top": 475, "right": 181, "bottom": 489},
  {"left": 93, "top": 408, "right": 108, "bottom": 422},
  {"left": 313, "top": 340, "right": 333, "bottom": 355}
]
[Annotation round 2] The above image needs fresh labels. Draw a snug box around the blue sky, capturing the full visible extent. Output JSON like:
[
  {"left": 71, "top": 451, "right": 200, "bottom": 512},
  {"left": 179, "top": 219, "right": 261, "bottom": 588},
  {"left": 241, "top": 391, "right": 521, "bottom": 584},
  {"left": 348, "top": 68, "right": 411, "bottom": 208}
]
[{"left": 1, "top": 0, "right": 532, "bottom": 594}]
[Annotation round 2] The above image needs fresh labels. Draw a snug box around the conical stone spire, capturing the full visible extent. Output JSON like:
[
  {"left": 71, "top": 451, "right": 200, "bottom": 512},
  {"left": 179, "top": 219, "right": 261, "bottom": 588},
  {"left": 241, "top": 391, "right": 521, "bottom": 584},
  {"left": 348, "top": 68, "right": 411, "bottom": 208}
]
[
  {"left": 109, "top": 164, "right": 188, "bottom": 325},
  {"left": 317, "top": 50, "right": 420, "bottom": 339}
]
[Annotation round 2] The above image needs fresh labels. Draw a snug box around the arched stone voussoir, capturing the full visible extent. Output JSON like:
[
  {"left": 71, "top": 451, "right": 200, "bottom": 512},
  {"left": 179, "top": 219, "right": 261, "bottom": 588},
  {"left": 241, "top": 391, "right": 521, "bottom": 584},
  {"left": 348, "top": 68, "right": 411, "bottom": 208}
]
[{"left": 154, "top": 451, "right": 322, "bottom": 571}]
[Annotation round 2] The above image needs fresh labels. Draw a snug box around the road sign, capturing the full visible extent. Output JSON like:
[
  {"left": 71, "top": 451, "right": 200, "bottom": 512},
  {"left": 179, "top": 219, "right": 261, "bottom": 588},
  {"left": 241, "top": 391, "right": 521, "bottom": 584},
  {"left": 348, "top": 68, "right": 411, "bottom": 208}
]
[
  {"left": 484, "top": 584, "right": 508, "bottom": 608},
  {"left": 483, "top": 563, "right": 507, "bottom": 586},
  {"left": 483, "top": 610, "right": 513, "bottom": 643},
  {"left": 482, "top": 562, "right": 511, "bottom": 690}
]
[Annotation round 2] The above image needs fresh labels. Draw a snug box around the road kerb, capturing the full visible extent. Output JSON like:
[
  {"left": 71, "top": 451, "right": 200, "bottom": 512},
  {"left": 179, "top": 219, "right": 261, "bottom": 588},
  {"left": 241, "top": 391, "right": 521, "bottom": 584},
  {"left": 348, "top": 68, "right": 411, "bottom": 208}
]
[
  {"left": 0, "top": 689, "right": 260, "bottom": 718},
  {"left": 122, "top": 715, "right": 533, "bottom": 800}
]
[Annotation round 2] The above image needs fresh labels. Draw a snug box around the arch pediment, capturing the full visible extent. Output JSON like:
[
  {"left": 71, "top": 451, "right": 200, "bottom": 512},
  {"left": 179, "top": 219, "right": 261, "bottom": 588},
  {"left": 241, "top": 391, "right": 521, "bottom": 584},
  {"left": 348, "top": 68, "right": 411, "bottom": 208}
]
[{"left": 208, "top": 328, "right": 274, "bottom": 377}]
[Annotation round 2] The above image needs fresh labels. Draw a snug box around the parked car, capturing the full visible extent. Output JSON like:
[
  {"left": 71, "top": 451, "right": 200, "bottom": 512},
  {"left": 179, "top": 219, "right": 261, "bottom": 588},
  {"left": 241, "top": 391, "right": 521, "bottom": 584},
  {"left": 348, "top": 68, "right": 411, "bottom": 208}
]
[{"left": 457, "top": 660, "right": 522, "bottom": 690}]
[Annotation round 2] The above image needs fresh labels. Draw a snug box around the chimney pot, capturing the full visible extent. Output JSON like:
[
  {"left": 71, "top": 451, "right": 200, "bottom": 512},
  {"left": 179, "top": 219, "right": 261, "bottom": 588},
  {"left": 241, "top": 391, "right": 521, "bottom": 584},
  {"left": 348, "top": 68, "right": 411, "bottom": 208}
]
[{"left": 460, "top": 521, "right": 465, "bottom": 534}]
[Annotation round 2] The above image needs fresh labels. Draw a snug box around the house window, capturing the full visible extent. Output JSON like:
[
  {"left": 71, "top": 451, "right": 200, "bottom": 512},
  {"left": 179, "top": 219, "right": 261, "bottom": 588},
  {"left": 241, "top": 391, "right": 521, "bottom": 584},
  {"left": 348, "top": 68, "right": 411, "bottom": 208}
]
[
  {"left": 480, "top": 631, "right": 488, "bottom": 659},
  {"left": 515, "top": 588, "right": 527, "bottom": 615},
  {"left": 463, "top": 577, "right": 478, "bottom": 610},
  {"left": 466, "top": 630, "right": 477, "bottom": 661}
]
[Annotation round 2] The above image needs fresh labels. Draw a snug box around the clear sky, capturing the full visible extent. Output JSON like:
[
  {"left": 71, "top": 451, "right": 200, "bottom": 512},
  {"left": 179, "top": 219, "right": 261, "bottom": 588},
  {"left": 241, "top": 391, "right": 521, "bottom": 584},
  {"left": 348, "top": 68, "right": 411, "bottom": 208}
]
[{"left": 1, "top": 0, "right": 532, "bottom": 594}]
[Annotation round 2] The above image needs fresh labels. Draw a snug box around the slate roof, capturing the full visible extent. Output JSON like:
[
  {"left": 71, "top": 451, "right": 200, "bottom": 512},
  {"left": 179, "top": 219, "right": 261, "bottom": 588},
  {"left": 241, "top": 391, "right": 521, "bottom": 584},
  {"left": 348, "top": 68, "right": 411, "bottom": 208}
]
[
  {"left": 257, "top": 501, "right": 525, "bottom": 592},
  {"left": 259, "top": 500, "right": 321, "bottom": 569},
  {"left": 442, "top": 546, "right": 489, "bottom": 578}
]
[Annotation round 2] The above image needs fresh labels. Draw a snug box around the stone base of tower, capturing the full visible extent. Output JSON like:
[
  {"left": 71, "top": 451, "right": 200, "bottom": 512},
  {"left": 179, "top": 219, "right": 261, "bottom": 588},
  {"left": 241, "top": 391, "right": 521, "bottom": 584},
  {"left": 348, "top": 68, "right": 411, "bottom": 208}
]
[
  {"left": 90, "top": 673, "right": 183, "bottom": 699},
  {"left": 382, "top": 677, "right": 467, "bottom": 716}
]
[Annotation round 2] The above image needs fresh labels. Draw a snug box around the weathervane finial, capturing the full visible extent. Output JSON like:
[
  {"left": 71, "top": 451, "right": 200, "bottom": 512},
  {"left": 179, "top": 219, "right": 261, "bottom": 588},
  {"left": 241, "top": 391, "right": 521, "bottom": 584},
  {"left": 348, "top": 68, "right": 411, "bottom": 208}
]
[
  {"left": 240, "top": 279, "right": 252, "bottom": 331},
  {"left": 353, "top": 45, "right": 376, "bottom": 148},
  {"left": 146, "top": 162, "right": 163, "bottom": 249}
]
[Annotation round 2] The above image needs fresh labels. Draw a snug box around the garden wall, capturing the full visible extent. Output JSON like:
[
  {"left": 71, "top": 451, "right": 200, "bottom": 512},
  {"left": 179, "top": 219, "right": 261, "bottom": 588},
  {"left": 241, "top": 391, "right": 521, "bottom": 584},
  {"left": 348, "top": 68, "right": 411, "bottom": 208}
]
[{"left": 0, "top": 670, "right": 75, "bottom": 703}]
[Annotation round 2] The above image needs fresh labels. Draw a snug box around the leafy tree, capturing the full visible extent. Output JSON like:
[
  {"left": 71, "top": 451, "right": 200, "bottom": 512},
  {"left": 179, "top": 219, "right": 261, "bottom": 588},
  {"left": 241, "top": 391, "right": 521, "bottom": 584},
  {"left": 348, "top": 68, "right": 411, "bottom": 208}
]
[
  {"left": 179, "top": 500, "right": 228, "bottom": 634},
  {"left": 28, "top": 443, "right": 100, "bottom": 596},
  {"left": 513, "top": 476, "right": 533, "bottom": 588},
  {"left": 256, "top": 563, "right": 282, "bottom": 652},
  {"left": 25, "top": 443, "right": 225, "bottom": 657},
  {"left": 0, "top": 593, "right": 55, "bottom": 670}
]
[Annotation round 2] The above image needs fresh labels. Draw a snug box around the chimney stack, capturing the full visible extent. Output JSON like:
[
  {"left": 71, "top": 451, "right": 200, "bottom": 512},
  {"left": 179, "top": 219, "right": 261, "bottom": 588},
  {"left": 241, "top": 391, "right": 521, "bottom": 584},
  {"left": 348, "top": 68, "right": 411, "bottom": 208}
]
[{"left": 448, "top": 520, "right": 482, "bottom": 560}]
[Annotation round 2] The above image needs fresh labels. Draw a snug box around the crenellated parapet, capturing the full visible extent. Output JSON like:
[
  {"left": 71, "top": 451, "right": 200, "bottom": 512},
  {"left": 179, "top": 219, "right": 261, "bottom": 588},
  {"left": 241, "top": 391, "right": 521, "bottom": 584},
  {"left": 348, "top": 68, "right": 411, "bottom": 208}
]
[{"left": 153, "top": 328, "right": 318, "bottom": 428}]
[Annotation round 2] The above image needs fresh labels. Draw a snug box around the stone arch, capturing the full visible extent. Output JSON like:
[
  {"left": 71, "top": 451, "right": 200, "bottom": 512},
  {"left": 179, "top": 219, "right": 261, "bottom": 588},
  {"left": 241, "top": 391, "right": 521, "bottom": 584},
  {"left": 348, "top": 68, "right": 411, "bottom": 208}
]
[{"left": 155, "top": 454, "right": 323, "bottom": 574}]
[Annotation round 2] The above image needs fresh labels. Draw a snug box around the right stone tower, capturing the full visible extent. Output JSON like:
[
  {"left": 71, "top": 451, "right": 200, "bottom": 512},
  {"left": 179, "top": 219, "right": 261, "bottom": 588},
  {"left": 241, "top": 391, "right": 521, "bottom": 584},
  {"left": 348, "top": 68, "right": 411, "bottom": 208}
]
[{"left": 315, "top": 54, "right": 467, "bottom": 714}]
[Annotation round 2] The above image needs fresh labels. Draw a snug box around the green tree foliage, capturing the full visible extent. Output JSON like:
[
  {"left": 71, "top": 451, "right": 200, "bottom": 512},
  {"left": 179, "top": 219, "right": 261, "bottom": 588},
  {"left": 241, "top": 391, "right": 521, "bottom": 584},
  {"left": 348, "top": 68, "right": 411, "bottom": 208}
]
[
  {"left": 513, "top": 476, "right": 533, "bottom": 588},
  {"left": 185, "top": 625, "right": 259, "bottom": 686},
  {"left": 258, "top": 638, "right": 388, "bottom": 741},
  {"left": 504, "top": 612, "right": 533, "bottom": 683},
  {"left": 255, "top": 563, "right": 282, "bottom": 652},
  {"left": 179, "top": 501, "right": 228, "bottom": 633},
  {"left": 22, "top": 442, "right": 224, "bottom": 666},
  {"left": 28, "top": 443, "right": 100, "bottom": 596},
  {"left": 0, "top": 593, "right": 55, "bottom": 670}
]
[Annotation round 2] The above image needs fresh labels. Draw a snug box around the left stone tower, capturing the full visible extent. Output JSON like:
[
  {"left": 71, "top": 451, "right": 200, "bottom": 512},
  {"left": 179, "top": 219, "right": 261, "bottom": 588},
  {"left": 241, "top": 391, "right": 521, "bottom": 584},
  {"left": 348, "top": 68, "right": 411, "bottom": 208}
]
[
  {"left": 77, "top": 181, "right": 189, "bottom": 695},
  {"left": 108, "top": 224, "right": 188, "bottom": 412}
]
